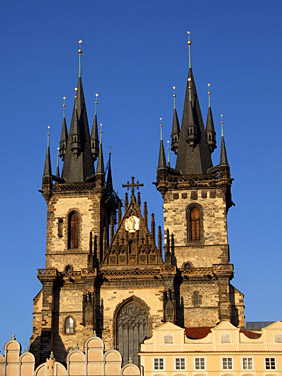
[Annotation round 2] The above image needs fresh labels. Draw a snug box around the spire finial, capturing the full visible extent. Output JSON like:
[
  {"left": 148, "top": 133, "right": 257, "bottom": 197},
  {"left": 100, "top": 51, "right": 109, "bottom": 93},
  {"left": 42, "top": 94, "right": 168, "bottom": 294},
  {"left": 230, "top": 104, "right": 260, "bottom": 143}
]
[
  {"left": 63, "top": 96, "right": 66, "bottom": 118},
  {"left": 172, "top": 86, "right": 176, "bottom": 109},
  {"left": 47, "top": 125, "right": 50, "bottom": 147},
  {"left": 220, "top": 114, "right": 224, "bottom": 136},
  {"left": 78, "top": 40, "right": 82, "bottom": 78},
  {"left": 188, "top": 77, "right": 192, "bottom": 102},
  {"left": 167, "top": 140, "right": 170, "bottom": 166},
  {"left": 95, "top": 93, "right": 98, "bottom": 115},
  {"left": 160, "top": 117, "right": 163, "bottom": 140},
  {"left": 56, "top": 147, "right": 60, "bottom": 177},
  {"left": 187, "top": 31, "right": 191, "bottom": 69},
  {"left": 208, "top": 83, "right": 211, "bottom": 108},
  {"left": 99, "top": 123, "right": 102, "bottom": 144}
]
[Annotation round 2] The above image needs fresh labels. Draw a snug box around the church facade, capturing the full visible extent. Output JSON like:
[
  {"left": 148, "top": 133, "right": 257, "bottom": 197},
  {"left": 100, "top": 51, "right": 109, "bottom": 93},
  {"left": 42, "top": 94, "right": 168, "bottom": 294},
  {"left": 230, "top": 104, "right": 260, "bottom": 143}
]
[{"left": 30, "top": 41, "right": 244, "bottom": 366}]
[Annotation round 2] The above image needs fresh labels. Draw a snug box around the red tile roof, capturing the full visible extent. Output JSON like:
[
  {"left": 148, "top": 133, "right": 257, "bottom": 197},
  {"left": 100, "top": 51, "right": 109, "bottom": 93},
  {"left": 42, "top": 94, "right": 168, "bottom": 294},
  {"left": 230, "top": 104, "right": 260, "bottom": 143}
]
[{"left": 185, "top": 327, "right": 262, "bottom": 340}]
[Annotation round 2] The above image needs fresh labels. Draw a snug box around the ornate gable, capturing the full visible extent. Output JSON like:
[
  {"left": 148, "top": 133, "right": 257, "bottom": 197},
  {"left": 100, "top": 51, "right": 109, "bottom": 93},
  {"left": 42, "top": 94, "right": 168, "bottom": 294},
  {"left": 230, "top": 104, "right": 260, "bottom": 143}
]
[{"left": 101, "top": 178, "right": 164, "bottom": 269}]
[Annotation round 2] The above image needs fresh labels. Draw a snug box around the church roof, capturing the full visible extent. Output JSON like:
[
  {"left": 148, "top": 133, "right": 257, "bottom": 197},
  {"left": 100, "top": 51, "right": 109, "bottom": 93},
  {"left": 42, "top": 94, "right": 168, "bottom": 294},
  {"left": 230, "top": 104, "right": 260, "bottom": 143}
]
[{"left": 61, "top": 75, "right": 95, "bottom": 182}]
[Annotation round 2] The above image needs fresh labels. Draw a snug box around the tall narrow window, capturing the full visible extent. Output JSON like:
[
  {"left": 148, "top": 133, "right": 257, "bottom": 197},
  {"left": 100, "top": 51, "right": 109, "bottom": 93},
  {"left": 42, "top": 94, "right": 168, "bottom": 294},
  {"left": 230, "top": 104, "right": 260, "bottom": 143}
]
[
  {"left": 187, "top": 204, "right": 203, "bottom": 242},
  {"left": 116, "top": 300, "right": 148, "bottom": 366},
  {"left": 65, "top": 317, "right": 74, "bottom": 334},
  {"left": 68, "top": 211, "right": 79, "bottom": 249},
  {"left": 190, "top": 207, "right": 200, "bottom": 241}
]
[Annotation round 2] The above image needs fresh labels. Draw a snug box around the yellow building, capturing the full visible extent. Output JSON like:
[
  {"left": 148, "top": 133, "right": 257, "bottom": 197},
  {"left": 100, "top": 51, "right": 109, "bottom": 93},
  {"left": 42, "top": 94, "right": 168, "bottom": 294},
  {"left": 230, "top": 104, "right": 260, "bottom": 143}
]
[{"left": 139, "top": 321, "right": 282, "bottom": 375}]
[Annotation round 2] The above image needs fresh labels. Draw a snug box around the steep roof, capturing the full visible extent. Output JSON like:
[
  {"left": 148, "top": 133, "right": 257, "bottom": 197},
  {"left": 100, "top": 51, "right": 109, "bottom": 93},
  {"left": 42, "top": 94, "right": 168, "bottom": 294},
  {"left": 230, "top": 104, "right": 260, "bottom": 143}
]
[{"left": 61, "top": 77, "right": 94, "bottom": 182}]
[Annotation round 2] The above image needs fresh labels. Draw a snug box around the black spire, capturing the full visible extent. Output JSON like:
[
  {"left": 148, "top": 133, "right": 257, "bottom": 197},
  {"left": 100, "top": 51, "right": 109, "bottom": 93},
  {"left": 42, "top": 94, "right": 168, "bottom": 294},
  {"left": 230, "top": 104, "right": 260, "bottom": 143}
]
[
  {"left": 56, "top": 153, "right": 60, "bottom": 178},
  {"left": 220, "top": 118, "right": 229, "bottom": 166},
  {"left": 96, "top": 130, "right": 105, "bottom": 175},
  {"left": 61, "top": 46, "right": 94, "bottom": 182},
  {"left": 71, "top": 107, "right": 81, "bottom": 157},
  {"left": 206, "top": 84, "right": 217, "bottom": 153},
  {"left": 175, "top": 35, "right": 213, "bottom": 175},
  {"left": 171, "top": 87, "right": 180, "bottom": 155},
  {"left": 59, "top": 98, "right": 68, "bottom": 161},
  {"left": 43, "top": 130, "right": 52, "bottom": 177},
  {"left": 91, "top": 94, "right": 99, "bottom": 161},
  {"left": 106, "top": 152, "right": 113, "bottom": 192},
  {"left": 157, "top": 122, "right": 167, "bottom": 170}
]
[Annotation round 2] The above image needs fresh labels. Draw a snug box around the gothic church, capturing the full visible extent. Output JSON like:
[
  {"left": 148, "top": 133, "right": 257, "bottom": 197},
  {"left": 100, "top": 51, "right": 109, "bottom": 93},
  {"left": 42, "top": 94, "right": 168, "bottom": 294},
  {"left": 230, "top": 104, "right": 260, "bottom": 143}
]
[{"left": 30, "top": 39, "right": 245, "bottom": 366}]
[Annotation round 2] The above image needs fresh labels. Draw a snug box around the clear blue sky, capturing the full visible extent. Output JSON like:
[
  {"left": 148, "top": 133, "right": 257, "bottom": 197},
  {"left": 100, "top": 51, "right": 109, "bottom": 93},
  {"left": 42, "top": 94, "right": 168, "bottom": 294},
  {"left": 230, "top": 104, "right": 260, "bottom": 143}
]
[{"left": 0, "top": 0, "right": 281, "bottom": 350}]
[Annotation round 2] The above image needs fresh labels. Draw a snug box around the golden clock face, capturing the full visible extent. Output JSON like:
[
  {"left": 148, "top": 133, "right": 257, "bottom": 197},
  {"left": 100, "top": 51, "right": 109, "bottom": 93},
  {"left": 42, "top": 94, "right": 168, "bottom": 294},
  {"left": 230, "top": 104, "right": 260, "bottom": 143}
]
[{"left": 125, "top": 215, "right": 140, "bottom": 233}]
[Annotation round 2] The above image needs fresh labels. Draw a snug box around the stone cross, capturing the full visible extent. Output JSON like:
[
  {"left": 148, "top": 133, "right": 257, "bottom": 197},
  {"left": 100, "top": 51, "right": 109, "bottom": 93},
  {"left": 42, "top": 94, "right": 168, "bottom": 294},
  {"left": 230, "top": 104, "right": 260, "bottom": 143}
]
[{"left": 122, "top": 177, "right": 144, "bottom": 197}]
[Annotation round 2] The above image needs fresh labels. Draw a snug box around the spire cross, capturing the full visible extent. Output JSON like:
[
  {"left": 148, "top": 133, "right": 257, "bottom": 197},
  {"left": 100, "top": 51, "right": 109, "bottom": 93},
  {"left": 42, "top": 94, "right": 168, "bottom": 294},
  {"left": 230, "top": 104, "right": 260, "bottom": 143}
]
[
  {"left": 63, "top": 96, "right": 66, "bottom": 117},
  {"left": 172, "top": 86, "right": 176, "bottom": 109},
  {"left": 95, "top": 93, "right": 98, "bottom": 115},
  {"left": 208, "top": 83, "right": 211, "bottom": 107},
  {"left": 160, "top": 117, "right": 163, "bottom": 140},
  {"left": 220, "top": 114, "right": 224, "bottom": 136},
  {"left": 122, "top": 177, "right": 144, "bottom": 197},
  {"left": 78, "top": 40, "right": 82, "bottom": 77},
  {"left": 187, "top": 30, "right": 191, "bottom": 68}
]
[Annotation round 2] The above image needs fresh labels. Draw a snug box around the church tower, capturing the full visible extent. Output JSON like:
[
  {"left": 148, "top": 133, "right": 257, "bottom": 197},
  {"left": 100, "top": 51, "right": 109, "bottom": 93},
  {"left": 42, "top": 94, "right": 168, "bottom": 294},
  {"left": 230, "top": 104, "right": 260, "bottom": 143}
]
[
  {"left": 30, "top": 44, "right": 117, "bottom": 363},
  {"left": 156, "top": 33, "right": 244, "bottom": 329},
  {"left": 30, "top": 38, "right": 245, "bottom": 367}
]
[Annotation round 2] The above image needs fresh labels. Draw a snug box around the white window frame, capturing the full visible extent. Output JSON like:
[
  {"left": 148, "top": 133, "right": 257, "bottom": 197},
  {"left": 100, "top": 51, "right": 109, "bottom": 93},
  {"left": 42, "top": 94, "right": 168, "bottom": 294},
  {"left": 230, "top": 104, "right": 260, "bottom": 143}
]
[
  {"left": 222, "top": 357, "right": 233, "bottom": 370},
  {"left": 164, "top": 334, "right": 174, "bottom": 344},
  {"left": 194, "top": 357, "right": 206, "bottom": 370},
  {"left": 174, "top": 357, "right": 186, "bottom": 371},
  {"left": 221, "top": 333, "right": 231, "bottom": 343},
  {"left": 265, "top": 357, "right": 276, "bottom": 370},
  {"left": 153, "top": 357, "right": 165, "bottom": 370},
  {"left": 242, "top": 357, "right": 254, "bottom": 370},
  {"left": 274, "top": 333, "right": 282, "bottom": 343}
]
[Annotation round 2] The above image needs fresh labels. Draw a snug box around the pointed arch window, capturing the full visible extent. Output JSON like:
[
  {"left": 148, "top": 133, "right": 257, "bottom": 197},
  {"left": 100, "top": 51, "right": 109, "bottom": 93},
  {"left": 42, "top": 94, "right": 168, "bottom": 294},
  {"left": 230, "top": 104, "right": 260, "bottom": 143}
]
[
  {"left": 68, "top": 211, "right": 79, "bottom": 249},
  {"left": 115, "top": 299, "right": 149, "bottom": 366},
  {"left": 187, "top": 204, "right": 203, "bottom": 242}
]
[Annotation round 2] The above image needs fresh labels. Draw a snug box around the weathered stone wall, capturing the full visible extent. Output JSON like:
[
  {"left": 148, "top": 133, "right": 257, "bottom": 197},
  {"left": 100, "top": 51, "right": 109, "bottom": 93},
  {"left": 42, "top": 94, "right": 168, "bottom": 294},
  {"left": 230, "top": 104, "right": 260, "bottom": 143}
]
[
  {"left": 100, "top": 281, "right": 164, "bottom": 349},
  {"left": 163, "top": 188, "right": 228, "bottom": 268},
  {"left": 180, "top": 280, "right": 220, "bottom": 327},
  {"left": 45, "top": 191, "right": 102, "bottom": 271}
]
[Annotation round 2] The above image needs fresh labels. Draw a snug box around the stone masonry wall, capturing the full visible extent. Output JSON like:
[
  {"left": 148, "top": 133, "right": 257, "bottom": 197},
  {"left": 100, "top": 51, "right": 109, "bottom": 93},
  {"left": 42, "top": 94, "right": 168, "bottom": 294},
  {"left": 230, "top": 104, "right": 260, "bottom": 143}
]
[
  {"left": 46, "top": 191, "right": 101, "bottom": 271},
  {"left": 100, "top": 282, "right": 164, "bottom": 350},
  {"left": 163, "top": 188, "right": 228, "bottom": 268}
]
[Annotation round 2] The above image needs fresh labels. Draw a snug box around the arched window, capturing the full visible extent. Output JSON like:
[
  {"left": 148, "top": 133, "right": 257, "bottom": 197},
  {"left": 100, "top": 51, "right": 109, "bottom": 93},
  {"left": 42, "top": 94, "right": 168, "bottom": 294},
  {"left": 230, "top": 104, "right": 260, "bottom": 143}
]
[
  {"left": 65, "top": 317, "right": 74, "bottom": 334},
  {"left": 116, "top": 299, "right": 149, "bottom": 366},
  {"left": 187, "top": 204, "right": 203, "bottom": 242},
  {"left": 68, "top": 211, "right": 79, "bottom": 249}
]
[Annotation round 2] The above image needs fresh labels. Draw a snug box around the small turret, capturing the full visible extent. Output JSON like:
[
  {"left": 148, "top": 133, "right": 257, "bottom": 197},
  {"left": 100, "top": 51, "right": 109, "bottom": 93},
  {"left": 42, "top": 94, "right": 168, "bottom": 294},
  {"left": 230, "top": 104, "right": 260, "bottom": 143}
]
[
  {"left": 186, "top": 77, "right": 197, "bottom": 147},
  {"left": 43, "top": 127, "right": 52, "bottom": 178},
  {"left": 157, "top": 119, "right": 167, "bottom": 170},
  {"left": 42, "top": 126, "right": 53, "bottom": 203},
  {"left": 56, "top": 149, "right": 60, "bottom": 178},
  {"left": 59, "top": 97, "right": 68, "bottom": 160},
  {"left": 206, "top": 83, "right": 217, "bottom": 153},
  {"left": 70, "top": 106, "right": 81, "bottom": 157},
  {"left": 91, "top": 93, "right": 99, "bottom": 161},
  {"left": 170, "top": 86, "right": 180, "bottom": 154},
  {"left": 220, "top": 115, "right": 229, "bottom": 167},
  {"left": 96, "top": 125, "right": 105, "bottom": 175}
]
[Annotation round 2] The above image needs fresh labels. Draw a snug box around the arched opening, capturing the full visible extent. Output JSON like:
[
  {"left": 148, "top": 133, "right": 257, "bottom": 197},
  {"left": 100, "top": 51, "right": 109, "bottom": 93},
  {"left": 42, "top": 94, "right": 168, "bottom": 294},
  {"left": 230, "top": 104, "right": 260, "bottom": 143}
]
[
  {"left": 68, "top": 211, "right": 79, "bottom": 249},
  {"left": 65, "top": 317, "right": 74, "bottom": 334},
  {"left": 115, "top": 298, "right": 149, "bottom": 366},
  {"left": 187, "top": 204, "right": 203, "bottom": 242}
]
